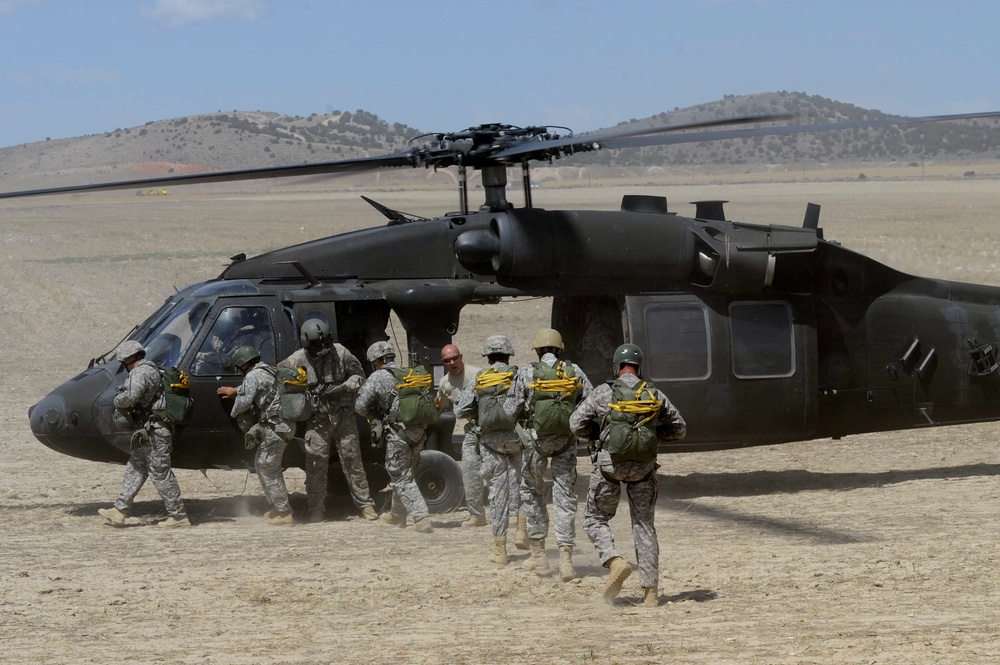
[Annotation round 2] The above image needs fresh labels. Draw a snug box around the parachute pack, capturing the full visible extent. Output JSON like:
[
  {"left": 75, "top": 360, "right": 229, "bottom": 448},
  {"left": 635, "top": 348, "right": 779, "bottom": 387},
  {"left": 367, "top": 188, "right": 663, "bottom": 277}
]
[
  {"left": 528, "top": 360, "right": 580, "bottom": 436},
  {"left": 391, "top": 365, "right": 437, "bottom": 427},
  {"left": 474, "top": 365, "right": 518, "bottom": 432},
  {"left": 270, "top": 365, "right": 312, "bottom": 422},
  {"left": 604, "top": 378, "right": 661, "bottom": 462},
  {"left": 154, "top": 366, "right": 194, "bottom": 426}
]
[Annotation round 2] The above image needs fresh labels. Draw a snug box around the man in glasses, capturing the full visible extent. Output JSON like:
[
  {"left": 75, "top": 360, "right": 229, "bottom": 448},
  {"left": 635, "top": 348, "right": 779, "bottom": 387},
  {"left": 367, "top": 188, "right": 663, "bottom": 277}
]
[{"left": 434, "top": 344, "right": 488, "bottom": 527}]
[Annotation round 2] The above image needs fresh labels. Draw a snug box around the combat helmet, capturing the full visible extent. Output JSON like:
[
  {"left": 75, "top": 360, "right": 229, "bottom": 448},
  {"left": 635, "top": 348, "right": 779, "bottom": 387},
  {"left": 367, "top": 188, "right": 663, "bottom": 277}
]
[
  {"left": 299, "top": 317, "right": 331, "bottom": 351},
  {"left": 482, "top": 334, "right": 515, "bottom": 357},
  {"left": 366, "top": 340, "right": 396, "bottom": 363},
  {"left": 531, "top": 328, "right": 564, "bottom": 352},
  {"left": 115, "top": 340, "right": 146, "bottom": 363},
  {"left": 231, "top": 346, "right": 261, "bottom": 370},
  {"left": 613, "top": 343, "right": 643, "bottom": 373}
]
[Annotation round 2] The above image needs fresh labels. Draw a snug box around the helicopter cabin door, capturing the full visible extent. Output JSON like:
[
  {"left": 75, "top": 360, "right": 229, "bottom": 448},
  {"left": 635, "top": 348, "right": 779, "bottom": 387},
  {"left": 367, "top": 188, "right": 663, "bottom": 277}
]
[{"left": 627, "top": 294, "right": 818, "bottom": 447}]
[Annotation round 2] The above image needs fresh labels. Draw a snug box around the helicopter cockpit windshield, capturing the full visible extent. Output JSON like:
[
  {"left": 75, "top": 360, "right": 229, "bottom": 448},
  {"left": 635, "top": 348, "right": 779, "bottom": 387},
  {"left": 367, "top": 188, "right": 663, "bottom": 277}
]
[{"left": 137, "top": 299, "right": 211, "bottom": 368}]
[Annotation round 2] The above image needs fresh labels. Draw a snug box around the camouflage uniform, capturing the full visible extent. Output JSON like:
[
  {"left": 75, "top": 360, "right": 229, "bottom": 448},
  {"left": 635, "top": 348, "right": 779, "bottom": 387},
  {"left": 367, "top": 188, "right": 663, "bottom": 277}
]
[
  {"left": 456, "top": 361, "right": 522, "bottom": 538},
  {"left": 231, "top": 362, "right": 294, "bottom": 514},
  {"left": 112, "top": 360, "right": 186, "bottom": 518},
  {"left": 281, "top": 345, "right": 374, "bottom": 517},
  {"left": 506, "top": 352, "right": 593, "bottom": 547},
  {"left": 436, "top": 361, "right": 486, "bottom": 518},
  {"left": 570, "top": 374, "right": 686, "bottom": 590},
  {"left": 355, "top": 361, "right": 430, "bottom": 525}
]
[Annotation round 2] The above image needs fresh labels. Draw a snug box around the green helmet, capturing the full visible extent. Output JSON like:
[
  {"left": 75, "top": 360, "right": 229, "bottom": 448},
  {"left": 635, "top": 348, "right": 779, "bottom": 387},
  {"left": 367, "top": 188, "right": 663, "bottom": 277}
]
[
  {"left": 299, "top": 317, "right": 330, "bottom": 347},
  {"left": 613, "top": 343, "right": 643, "bottom": 373},
  {"left": 231, "top": 345, "right": 260, "bottom": 369}
]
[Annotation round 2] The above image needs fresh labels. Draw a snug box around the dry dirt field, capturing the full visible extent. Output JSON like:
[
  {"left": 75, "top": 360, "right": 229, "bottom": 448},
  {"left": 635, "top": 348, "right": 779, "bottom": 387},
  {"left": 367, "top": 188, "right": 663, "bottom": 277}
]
[{"left": 3, "top": 173, "right": 1000, "bottom": 664}]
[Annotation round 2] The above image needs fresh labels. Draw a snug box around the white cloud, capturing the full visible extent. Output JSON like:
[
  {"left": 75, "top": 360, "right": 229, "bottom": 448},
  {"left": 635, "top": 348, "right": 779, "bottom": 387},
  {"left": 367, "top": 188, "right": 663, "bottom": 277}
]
[{"left": 139, "top": 0, "right": 270, "bottom": 29}]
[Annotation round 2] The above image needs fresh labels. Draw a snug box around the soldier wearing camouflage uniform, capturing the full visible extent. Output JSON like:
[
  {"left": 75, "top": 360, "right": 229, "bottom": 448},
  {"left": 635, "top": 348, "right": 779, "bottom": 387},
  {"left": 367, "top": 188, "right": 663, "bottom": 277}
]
[
  {"left": 99, "top": 341, "right": 189, "bottom": 528},
  {"left": 280, "top": 318, "right": 377, "bottom": 523},
  {"left": 355, "top": 341, "right": 433, "bottom": 533},
  {"left": 218, "top": 346, "right": 295, "bottom": 526},
  {"left": 570, "top": 343, "right": 686, "bottom": 606},
  {"left": 506, "top": 328, "right": 593, "bottom": 581},
  {"left": 456, "top": 334, "right": 524, "bottom": 566}
]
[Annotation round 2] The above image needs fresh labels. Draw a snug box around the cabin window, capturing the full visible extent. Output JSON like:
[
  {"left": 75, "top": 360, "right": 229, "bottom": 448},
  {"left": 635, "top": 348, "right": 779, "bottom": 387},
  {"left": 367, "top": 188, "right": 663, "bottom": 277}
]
[
  {"left": 642, "top": 303, "right": 710, "bottom": 381},
  {"left": 191, "top": 306, "right": 275, "bottom": 375},
  {"left": 729, "top": 301, "right": 794, "bottom": 379}
]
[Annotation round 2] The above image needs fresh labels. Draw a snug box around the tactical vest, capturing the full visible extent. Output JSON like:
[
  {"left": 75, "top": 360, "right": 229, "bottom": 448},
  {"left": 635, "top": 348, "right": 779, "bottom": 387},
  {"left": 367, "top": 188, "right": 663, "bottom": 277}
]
[
  {"left": 390, "top": 365, "right": 437, "bottom": 427},
  {"left": 529, "top": 360, "right": 580, "bottom": 436},
  {"left": 474, "top": 364, "right": 517, "bottom": 432},
  {"left": 604, "top": 378, "right": 661, "bottom": 463}
]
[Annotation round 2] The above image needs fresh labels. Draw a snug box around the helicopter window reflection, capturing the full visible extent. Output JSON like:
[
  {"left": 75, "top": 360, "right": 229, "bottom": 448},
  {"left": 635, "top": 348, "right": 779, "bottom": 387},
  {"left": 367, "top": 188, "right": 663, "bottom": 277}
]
[
  {"left": 191, "top": 306, "right": 275, "bottom": 376},
  {"left": 643, "top": 304, "right": 711, "bottom": 381},
  {"left": 730, "top": 302, "right": 794, "bottom": 379},
  {"left": 140, "top": 300, "right": 211, "bottom": 368}
]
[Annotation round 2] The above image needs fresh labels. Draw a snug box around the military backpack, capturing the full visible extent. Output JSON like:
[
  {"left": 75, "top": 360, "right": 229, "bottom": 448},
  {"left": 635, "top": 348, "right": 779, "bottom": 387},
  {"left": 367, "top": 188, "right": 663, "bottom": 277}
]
[
  {"left": 474, "top": 365, "right": 518, "bottom": 432},
  {"left": 604, "top": 378, "right": 661, "bottom": 463},
  {"left": 390, "top": 365, "right": 437, "bottom": 427},
  {"left": 270, "top": 365, "right": 313, "bottom": 422},
  {"left": 528, "top": 360, "right": 580, "bottom": 436}
]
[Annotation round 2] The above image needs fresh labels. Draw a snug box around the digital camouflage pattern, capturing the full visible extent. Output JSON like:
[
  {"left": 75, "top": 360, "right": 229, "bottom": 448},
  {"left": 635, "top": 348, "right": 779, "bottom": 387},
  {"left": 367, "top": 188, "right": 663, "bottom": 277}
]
[
  {"left": 570, "top": 372, "right": 686, "bottom": 589},
  {"left": 355, "top": 361, "right": 429, "bottom": 524},
  {"left": 230, "top": 362, "right": 293, "bottom": 514},
  {"left": 282, "top": 345, "right": 373, "bottom": 515},
  {"left": 112, "top": 359, "right": 185, "bottom": 517},
  {"left": 456, "top": 360, "right": 523, "bottom": 537},
  {"left": 507, "top": 352, "right": 594, "bottom": 546}
]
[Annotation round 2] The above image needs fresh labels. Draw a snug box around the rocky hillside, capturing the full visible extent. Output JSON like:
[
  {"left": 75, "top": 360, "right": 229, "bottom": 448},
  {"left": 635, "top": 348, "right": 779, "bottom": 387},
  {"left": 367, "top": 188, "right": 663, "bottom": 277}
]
[{"left": 2, "top": 92, "right": 999, "bottom": 190}]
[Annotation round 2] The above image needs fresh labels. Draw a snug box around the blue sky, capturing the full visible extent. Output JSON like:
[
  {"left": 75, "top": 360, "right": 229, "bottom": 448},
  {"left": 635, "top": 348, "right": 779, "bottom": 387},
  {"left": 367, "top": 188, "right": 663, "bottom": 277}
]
[{"left": 1, "top": 0, "right": 998, "bottom": 148}]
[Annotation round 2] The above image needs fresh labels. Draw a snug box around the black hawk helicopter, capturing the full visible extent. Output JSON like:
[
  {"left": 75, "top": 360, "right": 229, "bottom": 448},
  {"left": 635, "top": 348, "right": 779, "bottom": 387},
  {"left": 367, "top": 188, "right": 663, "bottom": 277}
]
[{"left": 10, "top": 109, "right": 1000, "bottom": 513}]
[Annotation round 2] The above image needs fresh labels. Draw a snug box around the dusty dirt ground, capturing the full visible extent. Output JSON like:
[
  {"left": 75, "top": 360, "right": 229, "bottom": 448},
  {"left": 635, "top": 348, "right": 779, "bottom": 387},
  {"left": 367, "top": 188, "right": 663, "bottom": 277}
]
[{"left": 2, "top": 177, "right": 1000, "bottom": 664}]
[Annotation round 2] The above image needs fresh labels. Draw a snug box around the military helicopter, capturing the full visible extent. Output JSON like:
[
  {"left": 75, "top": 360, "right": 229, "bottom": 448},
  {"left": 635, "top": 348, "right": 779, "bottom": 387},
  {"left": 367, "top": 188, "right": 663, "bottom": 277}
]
[{"left": 11, "top": 108, "right": 1000, "bottom": 513}]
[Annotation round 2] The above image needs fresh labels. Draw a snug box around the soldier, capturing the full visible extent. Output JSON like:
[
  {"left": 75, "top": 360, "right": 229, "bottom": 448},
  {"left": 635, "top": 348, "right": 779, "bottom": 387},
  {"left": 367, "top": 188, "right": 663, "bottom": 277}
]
[
  {"left": 355, "top": 341, "right": 434, "bottom": 533},
  {"left": 456, "top": 334, "right": 524, "bottom": 565},
  {"left": 218, "top": 346, "right": 295, "bottom": 526},
  {"left": 99, "top": 341, "right": 190, "bottom": 528},
  {"left": 434, "top": 344, "right": 488, "bottom": 527},
  {"left": 280, "top": 318, "right": 377, "bottom": 523},
  {"left": 570, "top": 343, "right": 686, "bottom": 606},
  {"left": 506, "top": 328, "right": 593, "bottom": 581}
]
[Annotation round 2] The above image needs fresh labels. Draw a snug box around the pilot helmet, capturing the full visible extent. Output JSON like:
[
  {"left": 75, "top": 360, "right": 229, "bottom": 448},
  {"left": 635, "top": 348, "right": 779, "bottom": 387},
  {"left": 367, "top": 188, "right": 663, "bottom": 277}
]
[{"left": 300, "top": 318, "right": 331, "bottom": 355}]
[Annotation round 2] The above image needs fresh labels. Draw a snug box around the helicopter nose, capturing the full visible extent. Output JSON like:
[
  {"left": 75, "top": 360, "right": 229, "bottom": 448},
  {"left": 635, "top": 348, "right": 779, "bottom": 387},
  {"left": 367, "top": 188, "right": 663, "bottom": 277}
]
[{"left": 28, "top": 366, "right": 127, "bottom": 463}]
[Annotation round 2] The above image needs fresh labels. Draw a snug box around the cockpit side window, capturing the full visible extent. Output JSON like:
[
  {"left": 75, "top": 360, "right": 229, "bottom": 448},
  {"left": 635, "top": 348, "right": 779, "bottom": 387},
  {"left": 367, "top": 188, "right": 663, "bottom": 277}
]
[
  {"left": 140, "top": 300, "right": 211, "bottom": 368},
  {"left": 190, "top": 306, "right": 275, "bottom": 376}
]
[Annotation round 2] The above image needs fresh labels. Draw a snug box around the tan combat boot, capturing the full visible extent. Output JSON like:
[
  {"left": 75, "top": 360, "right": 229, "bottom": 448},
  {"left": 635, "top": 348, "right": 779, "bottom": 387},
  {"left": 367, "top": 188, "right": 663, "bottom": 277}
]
[
  {"left": 266, "top": 510, "right": 294, "bottom": 526},
  {"left": 643, "top": 586, "right": 659, "bottom": 607},
  {"left": 380, "top": 511, "right": 402, "bottom": 526},
  {"left": 264, "top": 509, "right": 278, "bottom": 520},
  {"left": 462, "top": 514, "right": 488, "bottom": 527},
  {"left": 158, "top": 515, "right": 191, "bottom": 528},
  {"left": 308, "top": 509, "right": 325, "bottom": 524},
  {"left": 361, "top": 506, "right": 379, "bottom": 521},
  {"left": 490, "top": 537, "right": 508, "bottom": 566},
  {"left": 523, "top": 538, "right": 550, "bottom": 575},
  {"left": 558, "top": 545, "right": 575, "bottom": 582},
  {"left": 98, "top": 507, "right": 126, "bottom": 527},
  {"left": 413, "top": 516, "right": 434, "bottom": 533},
  {"left": 602, "top": 556, "right": 632, "bottom": 602},
  {"left": 514, "top": 515, "right": 529, "bottom": 550}
]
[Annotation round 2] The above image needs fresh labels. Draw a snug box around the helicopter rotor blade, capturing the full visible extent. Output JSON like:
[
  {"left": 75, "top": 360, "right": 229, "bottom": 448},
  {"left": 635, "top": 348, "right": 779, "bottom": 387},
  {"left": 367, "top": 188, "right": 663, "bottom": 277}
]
[
  {"left": 491, "top": 113, "right": 793, "bottom": 161},
  {"left": 0, "top": 151, "right": 419, "bottom": 199},
  {"left": 598, "top": 110, "right": 1000, "bottom": 151}
]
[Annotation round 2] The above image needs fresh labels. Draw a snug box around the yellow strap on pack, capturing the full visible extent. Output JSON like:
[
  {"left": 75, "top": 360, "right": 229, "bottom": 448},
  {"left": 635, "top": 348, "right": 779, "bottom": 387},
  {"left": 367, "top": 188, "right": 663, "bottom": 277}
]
[
  {"left": 284, "top": 365, "right": 309, "bottom": 388},
  {"left": 395, "top": 368, "right": 433, "bottom": 390},
  {"left": 475, "top": 367, "right": 514, "bottom": 391},
  {"left": 608, "top": 381, "right": 660, "bottom": 426},
  {"left": 169, "top": 370, "right": 190, "bottom": 391},
  {"left": 529, "top": 361, "right": 580, "bottom": 395}
]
